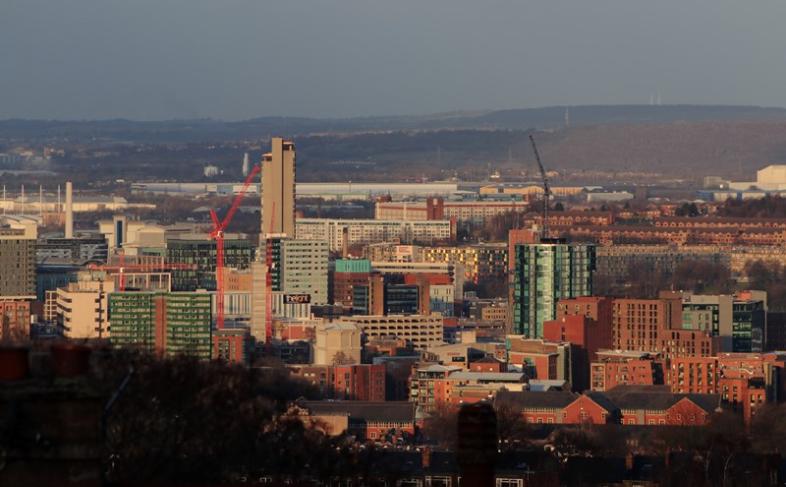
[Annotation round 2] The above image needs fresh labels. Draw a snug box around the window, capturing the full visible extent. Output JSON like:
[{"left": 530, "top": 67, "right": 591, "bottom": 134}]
[
  {"left": 496, "top": 479, "right": 524, "bottom": 487},
  {"left": 427, "top": 477, "right": 452, "bottom": 487}
]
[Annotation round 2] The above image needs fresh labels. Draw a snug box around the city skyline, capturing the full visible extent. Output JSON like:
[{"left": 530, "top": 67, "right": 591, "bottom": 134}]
[{"left": 5, "top": 3, "right": 786, "bottom": 485}]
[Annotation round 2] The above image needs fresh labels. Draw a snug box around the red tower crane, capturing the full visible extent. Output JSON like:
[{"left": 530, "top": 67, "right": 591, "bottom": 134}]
[{"left": 209, "top": 164, "right": 262, "bottom": 330}]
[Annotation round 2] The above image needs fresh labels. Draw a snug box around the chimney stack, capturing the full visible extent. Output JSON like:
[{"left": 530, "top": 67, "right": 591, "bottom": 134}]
[{"left": 65, "top": 181, "right": 73, "bottom": 238}]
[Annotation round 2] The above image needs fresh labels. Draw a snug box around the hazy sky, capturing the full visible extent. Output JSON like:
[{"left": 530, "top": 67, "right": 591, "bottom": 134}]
[{"left": 2, "top": 1, "right": 786, "bottom": 120}]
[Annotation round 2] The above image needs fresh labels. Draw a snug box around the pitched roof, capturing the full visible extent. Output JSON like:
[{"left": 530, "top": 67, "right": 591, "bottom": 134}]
[
  {"left": 678, "top": 394, "right": 722, "bottom": 414},
  {"left": 497, "top": 387, "right": 720, "bottom": 415},
  {"left": 602, "top": 390, "right": 720, "bottom": 414},
  {"left": 606, "top": 385, "right": 672, "bottom": 395},
  {"left": 528, "top": 379, "right": 567, "bottom": 391},
  {"left": 584, "top": 391, "right": 620, "bottom": 413},
  {"left": 495, "top": 390, "right": 578, "bottom": 410},
  {"left": 299, "top": 401, "right": 415, "bottom": 423}
]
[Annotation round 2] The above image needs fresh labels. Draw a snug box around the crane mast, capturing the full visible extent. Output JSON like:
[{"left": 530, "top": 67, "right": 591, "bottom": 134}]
[
  {"left": 209, "top": 164, "right": 261, "bottom": 330},
  {"left": 528, "top": 134, "right": 552, "bottom": 239}
]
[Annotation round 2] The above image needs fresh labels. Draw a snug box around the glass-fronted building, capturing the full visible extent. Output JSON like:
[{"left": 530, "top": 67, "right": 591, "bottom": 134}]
[
  {"left": 511, "top": 239, "right": 596, "bottom": 338},
  {"left": 166, "top": 238, "right": 253, "bottom": 291},
  {"left": 732, "top": 299, "right": 766, "bottom": 353}
]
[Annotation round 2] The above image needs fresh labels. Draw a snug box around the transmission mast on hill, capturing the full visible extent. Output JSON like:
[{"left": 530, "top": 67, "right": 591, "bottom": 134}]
[{"left": 528, "top": 134, "right": 552, "bottom": 239}]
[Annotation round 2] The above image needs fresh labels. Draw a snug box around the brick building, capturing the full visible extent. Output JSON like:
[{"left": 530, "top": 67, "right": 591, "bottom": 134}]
[
  {"left": 497, "top": 386, "right": 720, "bottom": 427},
  {"left": 409, "top": 364, "right": 526, "bottom": 410},
  {"left": 557, "top": 296, "right": 614, "bottom": 327},
  {"left": 506, "top": 336, "right": 572, "bottom": 387},
  {"left": 611, "top": 295, "right": 719, "bottom": 360},
  {"left": 212, "top": 326, "right": 251, "bottom": 364},
  {"left": 553, "top": 223, "right": 786, "bottom": 246},
  {"left": 292, "top": 363, "right": 386, "bottom": 401},
  {"left": 605, "top": 386, "right": 720, "bottom": 426},
  {"left": 544, "top": 313, "right": 614, "bottom": 392},
  {"left": 295, "top": 401, "right": 416, "bottom": 442},
  {"left": 0, "top": 299, "right": 31, "bottom": 341},
  {"left": 670, "top": 352, "right": 786, "bottom": 423},
  {"left": 590, "top": 350, "right": 665, "bottom": 392},
  {"left": 331, "top": 259, "right": 373, "bottom": 309}
]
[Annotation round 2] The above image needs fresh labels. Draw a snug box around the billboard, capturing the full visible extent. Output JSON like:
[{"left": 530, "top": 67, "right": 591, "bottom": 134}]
[{"left": 284, "top": 294, "right": 311, "bottom": 304}]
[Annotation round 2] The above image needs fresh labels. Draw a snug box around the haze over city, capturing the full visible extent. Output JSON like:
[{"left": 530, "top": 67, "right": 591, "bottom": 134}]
[
  {"left": 3, "top": 1, "right": 786, "bottom": 120},
  {"left": 6, "top": 2, "right": 786, "bottom": 486}
]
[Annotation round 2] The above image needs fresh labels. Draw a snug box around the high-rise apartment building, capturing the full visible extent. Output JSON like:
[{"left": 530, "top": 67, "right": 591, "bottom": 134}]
[
  {"left": 511, "top": 239, "right": 595, "bottom": 338},
  {"left": 109, "top": 291, "right": 212, "bottom": 359},
  {"left": 262, "top": 137, "right": 296, "bottom": 237},
  {"left": 250, "top": 237, "right": 329, "bottom": 342},
  {"left": 613, "top": 295, "right": 682, "bottom": 352},
  {"left": 611, "top": 294, "right": 720, "bottom": 360},
  {"left": 0, "top": 218, "right": 37, "bottom": 298},
  {"left": 261, "top": 236, "right": 329, "bottom": 302},
  {"left": 55, "top": 279, "right": 114, "bottom": 339},
  {"left": 277, "top": 238, "right": 329, "bottom": 304}
]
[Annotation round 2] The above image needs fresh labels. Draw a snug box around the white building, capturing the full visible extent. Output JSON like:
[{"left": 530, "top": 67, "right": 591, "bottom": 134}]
[
  {"left": 338, "top": 314, "right": 444, "bottom": 350},
  {"left": 585, "top": 191, "right": 634, "bottom": 203},
  {"left": 314, "top": 322, "right": 362, "bottom": 365},
  {"left": 97, "top": 218, "right": 206, "bottom": 253},
  {"left": 296, "top": 218, "right": 453, "bottom": 252},
  {"left": 729, "top": 164, "right": 786, "bottom": 191},
  {"left": 52, "top": 279, "right": 115, "bottom": 339}
]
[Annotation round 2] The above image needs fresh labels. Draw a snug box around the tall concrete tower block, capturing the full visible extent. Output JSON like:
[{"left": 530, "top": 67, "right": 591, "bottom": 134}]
[
  {"left": 242, "top": 152, "right": 250, "bottom": 177},
  {"left": 65, "top": 181, "right": 74, "bottom": 238},
  {"left": 261, "top": 137, "right": 296, "bottom": 237}
]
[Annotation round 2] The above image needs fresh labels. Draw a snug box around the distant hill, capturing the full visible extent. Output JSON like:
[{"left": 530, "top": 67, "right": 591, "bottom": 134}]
[
  {"left": 522, "top": 121, "right": 786, "bottom": 178},
  {"left": 290, "top": 120, "right": 786, "bottom": 181},
  {"left": 3, "top": 105, "right": 786, "bottom": 143},
  {"left": 4, "top": 105, "right": 786, "bottom": 182}
]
